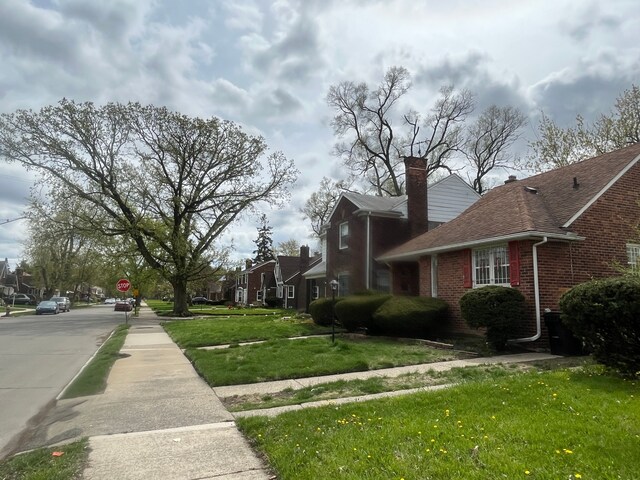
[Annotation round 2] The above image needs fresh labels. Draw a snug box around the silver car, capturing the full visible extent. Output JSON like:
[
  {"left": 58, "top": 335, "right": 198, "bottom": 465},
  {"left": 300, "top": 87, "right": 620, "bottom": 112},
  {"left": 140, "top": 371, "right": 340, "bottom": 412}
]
[{"left": 50, "top": 296, "right": 71, "bottom": 312}]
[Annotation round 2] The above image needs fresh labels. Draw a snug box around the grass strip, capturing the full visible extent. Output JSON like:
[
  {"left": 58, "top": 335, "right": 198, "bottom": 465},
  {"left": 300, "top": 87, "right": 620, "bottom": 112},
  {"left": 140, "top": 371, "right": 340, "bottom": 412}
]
[
  {"left": 186, "top": 337, "right": 470, "bottom": 386},
  {"left": 59, "top": 325, "right": 130, "bottom": 399},
  {"left": 224, "top": 358, "right": 592, "bottom": 411},
  {"left": 0, "top": 438, "right": 88, "bottom": 480},
  {"left": 223, "top": 364, "right": 530, "bottom": 411},
  {"left": 164, "top": 316, "right": 335, "bottom": 348},
  {"left": 238, "top": 366, "right": 640, "bottom": 480}
]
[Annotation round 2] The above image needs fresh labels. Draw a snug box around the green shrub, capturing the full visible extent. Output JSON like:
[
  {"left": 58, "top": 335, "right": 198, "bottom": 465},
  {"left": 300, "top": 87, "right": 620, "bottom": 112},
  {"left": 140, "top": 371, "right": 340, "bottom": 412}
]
[
  {"left": 371, "top": 295, "right": 449, "bottom": 338},
  {"left": 265, "top": 296, "right": 284, "bottom": 308},
  {"left": 334, "top": 294, "right": 392, "bottom": 332},
  {"left": 309, "top": 297, "right": 343, "bottom": 326},
  {"left": 459, "top": 286, "right": 526, "bottom": 351},
  {"left": 559, "top": 276, "right": 640, "bottom": 377}
]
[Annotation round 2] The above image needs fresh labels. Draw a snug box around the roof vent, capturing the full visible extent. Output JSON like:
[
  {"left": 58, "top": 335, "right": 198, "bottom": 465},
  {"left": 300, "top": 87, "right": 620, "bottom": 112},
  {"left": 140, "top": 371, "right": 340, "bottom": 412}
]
[
  {"left": 573, "top": 176, "right": 579, "bottom": 189},
  {"left": 524, "top": 186, "right": 538, "bottom": 194},
  {"left": 504, "top": 175, "right": 517, "bottom": 184}
]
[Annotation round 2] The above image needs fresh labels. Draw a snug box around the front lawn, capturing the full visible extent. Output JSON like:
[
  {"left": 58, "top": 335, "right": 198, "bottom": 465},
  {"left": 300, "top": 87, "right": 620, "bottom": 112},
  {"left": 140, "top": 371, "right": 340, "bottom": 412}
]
[
  {"left": 238, "top": 366, "right": 640, "bottom": 480},
  {"left": 164, "top": 315, "right": 335, "bottom": 348},
  {"left": 186, "top": 337, "right": 470, "bottom": 386}
]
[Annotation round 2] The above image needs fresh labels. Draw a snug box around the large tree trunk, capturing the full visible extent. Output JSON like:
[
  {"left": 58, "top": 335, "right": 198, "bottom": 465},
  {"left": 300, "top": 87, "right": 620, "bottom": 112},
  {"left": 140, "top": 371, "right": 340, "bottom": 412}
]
[{"left": 172, "top": 277, "right": 190, "bottom": 316}]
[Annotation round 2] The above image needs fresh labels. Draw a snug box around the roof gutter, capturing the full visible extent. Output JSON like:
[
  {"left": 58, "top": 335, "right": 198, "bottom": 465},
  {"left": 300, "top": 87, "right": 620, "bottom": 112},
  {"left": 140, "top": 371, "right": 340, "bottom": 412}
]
[
  {"left": 508, "top": 236, "right": 548, "bottom": 344},
  {"left": 377, "top": 231, "right": 584, "bottom": 262}
]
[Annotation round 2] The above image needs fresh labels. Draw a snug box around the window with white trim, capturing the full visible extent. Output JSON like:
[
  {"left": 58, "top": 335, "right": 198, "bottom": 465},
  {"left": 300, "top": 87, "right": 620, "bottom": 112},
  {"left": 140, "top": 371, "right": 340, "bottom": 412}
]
[
  {"left": 473, "top": 245, "right": 510, "bottom": 286},
  {"left": 628, "top": 243, "right": 640, "bottom": 271},
  {"left": 256, "top": 290, "right": 263, "bottom": 302},
  {"left": 312, "top": 286, "right": 320, "bottom": 299},
  {"left": 286, "top": 285, "right": 295, "bottom": 298},
  {"left": 339, "top": 222, "right": 349, "bottom": 249}
]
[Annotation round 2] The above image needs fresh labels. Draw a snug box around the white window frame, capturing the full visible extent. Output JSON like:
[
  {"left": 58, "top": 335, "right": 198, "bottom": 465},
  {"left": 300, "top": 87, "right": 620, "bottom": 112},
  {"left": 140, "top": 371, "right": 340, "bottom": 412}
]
[
  {"left": 256, "top": 290, "right": 263, "bottom": 302},
  {"left": 473, "top": 244, "right": 510, "bottom": 287},
  {"left": 339, "top": 222, "right": 349, "bottom": 249},
  {"left": 312, "top": 285, "right": 320, "bottom": 299},
  {"left": 628, "top": 243, "right": 640, "bottom": 271},
  {"left": 286, "top": 285, "right": 295, "bottom": 299}
]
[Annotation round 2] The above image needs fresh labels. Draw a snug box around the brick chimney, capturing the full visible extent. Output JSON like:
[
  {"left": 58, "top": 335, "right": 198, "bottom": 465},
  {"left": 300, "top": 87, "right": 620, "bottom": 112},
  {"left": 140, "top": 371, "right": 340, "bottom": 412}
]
[
  {"left": 299, "top": 245, "right": 310, "bottom": 271},
  {"left": 404, "top": 156, "right": 428, "bottom": 238},
  {"left": 245, "top": 259, "right": 252, "bottom": 270}
]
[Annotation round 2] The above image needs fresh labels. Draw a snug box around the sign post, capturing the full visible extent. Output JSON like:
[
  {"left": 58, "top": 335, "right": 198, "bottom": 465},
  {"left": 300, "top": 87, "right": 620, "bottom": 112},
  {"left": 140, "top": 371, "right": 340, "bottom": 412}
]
[{"left": 116, "top": 279, "right": 131, "bottom": 324}]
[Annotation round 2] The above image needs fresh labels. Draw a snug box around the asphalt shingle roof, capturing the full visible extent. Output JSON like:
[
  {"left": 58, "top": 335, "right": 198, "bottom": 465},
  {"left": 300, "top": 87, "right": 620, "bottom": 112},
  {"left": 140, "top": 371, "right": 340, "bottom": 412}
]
[{"left": 380, "top": 143, "right": 640, "bottom": 260}]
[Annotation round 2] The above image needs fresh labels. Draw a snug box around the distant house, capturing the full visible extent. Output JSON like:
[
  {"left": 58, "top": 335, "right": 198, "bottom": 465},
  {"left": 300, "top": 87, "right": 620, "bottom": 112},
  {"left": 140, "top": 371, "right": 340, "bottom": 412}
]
[
  {"left": 311, "top": 157, "right": 481, "bottom": 297},
  {"left": 0, "top": 258, "right": 11, "bottom": 297},
  {"left": 235, "top": 246, "right": 321, "bottom": 310},
  {"left": 379, "top": 143, "right": 640, "bottom": 346}
]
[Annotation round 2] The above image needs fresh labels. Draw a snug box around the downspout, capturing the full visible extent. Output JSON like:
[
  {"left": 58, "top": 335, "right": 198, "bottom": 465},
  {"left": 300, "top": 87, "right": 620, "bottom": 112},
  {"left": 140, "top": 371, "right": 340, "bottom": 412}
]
[
  {"left": 508, "top": 236, "right": 548, "bottom": 344},
  {"left": 366, "top": 213, "right": 371, "bottom": 290}
]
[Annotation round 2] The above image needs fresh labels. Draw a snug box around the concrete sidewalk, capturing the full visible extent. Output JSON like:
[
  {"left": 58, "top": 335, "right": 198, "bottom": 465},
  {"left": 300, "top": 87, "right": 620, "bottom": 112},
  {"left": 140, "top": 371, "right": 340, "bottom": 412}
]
[{"left": 21, "top": 306, "right": 562, "bottom": 479}]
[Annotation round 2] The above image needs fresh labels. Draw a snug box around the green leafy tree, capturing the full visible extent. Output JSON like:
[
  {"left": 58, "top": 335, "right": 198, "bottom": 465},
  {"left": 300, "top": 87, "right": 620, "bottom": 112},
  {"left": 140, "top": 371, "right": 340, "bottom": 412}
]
[
  {"left": 527, "top": 84, "right": 640, "bottom": 172},
  {"left": 252, "top": 214, "right": 275, "bottom": 263},
  {"left": 0, "top": 100, "right": 297, "bottom": 315},
  {"left": 276, "top": 238, "right": 300, "bottom": 256}
]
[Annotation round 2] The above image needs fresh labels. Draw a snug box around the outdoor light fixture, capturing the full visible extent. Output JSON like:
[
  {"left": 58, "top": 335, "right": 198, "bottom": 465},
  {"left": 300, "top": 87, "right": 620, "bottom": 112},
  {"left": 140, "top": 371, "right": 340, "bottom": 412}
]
[{"left": 330, "top": 279, "right": 339, "bottom": 343}]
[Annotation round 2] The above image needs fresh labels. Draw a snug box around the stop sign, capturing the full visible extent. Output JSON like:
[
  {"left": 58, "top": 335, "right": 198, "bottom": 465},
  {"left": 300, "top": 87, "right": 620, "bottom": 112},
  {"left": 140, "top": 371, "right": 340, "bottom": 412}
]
[{"left": 116, "top": 279, "right": 131, "bottom": 293}]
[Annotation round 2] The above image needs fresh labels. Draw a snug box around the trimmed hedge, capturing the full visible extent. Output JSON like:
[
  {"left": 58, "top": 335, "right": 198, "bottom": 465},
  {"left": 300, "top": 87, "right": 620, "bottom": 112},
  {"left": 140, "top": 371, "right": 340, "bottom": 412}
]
[
  {"left": 559, "top": 276, "right": 640, "bottom": 377},
  {"left": 309, "top": 297, "right": 343, "bottom": 326},
  {"left": 459, "top": 286, "right": 526, "bottom": 351},
  {"left": 265, "top": 296, "right": 284, "bottom": 308},
  {"left": 334, "top": 294, "right": 392, "bottom": 332},
  {"left": 371, "top": 295, "right": 449, "bottom": 338}
]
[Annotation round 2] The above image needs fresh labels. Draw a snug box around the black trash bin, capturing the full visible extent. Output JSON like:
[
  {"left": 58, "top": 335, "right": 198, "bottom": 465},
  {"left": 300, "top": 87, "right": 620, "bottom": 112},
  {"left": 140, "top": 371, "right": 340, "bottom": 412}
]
[{"left": 543, "top": 311, "right": 584, "bottom": 356}]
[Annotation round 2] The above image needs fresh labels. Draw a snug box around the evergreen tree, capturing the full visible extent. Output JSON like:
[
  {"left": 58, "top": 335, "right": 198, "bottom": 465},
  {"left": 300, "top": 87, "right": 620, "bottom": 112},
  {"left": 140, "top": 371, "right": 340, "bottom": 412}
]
[{"left": 252, "top": 214, "right": 275, "bottom": 263}]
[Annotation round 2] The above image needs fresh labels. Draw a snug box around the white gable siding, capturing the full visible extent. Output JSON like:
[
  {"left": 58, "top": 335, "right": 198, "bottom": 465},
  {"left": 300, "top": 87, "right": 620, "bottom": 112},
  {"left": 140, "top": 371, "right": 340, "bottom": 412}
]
[{"left": 428, "top": 175, "right": 480, "bottom": 223}]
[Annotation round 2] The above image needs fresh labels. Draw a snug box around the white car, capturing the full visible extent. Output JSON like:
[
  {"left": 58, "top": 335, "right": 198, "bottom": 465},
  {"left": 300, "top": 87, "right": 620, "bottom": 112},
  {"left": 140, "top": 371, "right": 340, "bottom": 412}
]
[{"left": 104, "top": 298, "right": 116, "bottom": 305}]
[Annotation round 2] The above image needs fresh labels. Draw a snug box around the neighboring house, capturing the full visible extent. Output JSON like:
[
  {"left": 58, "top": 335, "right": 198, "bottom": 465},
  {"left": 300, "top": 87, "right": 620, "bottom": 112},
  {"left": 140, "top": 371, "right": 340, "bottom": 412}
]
[
  {"left": 379, "top": 143, "right": 640, "bottom": 346},
  {"left": 0, "top": 258, "right": 12, "bottom": 297},
  {"left": 235, "top": 246, "right": 321, "bottom": 310},
  {"left": 316, "top": 157, "right": 481, "bottom": 297}
]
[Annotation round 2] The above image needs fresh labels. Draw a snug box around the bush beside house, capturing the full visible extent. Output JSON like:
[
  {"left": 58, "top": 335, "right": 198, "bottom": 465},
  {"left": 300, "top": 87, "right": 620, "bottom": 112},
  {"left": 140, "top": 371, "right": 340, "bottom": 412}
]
[
  {"left": 371, "top": 296, "right": 449, "bottom": 338},
  {"left": 309, "top": 297, "right": 343, "bottom": 326},
  {"left": 559, "top": 276, "right": 640, "bottom": 377},
  {"left": 334, "top": 294, "right": 392, "bottom": 332},
  {"left": 460, "top": 286, "right": 526, "bottom": 351}
]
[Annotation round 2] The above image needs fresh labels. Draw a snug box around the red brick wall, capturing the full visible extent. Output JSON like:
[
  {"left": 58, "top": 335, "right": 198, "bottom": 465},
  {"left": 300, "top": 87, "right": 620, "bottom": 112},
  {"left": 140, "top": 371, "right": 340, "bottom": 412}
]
[
  {"left": 326, "top": 198, "right": 411, "bottom": 294},
  {"left": 413, "top": 161, "right": 640, "bottom": 343}
]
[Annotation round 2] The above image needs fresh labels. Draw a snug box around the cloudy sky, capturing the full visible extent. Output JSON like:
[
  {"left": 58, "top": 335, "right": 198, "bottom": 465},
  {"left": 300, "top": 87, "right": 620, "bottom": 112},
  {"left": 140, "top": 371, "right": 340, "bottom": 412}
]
[{"left": 1, "top": 0, "right": 639, "bottom": 270}]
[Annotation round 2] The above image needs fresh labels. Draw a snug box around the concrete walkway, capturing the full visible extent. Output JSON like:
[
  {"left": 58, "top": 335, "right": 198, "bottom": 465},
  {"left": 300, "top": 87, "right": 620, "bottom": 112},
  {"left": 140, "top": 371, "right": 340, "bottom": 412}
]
[{"left": 20, "top": 305, "right": 562, "bottom": 479}]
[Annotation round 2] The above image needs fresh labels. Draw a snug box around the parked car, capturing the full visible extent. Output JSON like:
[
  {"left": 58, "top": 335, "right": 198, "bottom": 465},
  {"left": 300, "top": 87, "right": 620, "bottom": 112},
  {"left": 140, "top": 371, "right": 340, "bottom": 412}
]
[
  {"left": 50, "top": 296, "right": 71, "bottom": 312},
  {"left": 7, "top": 293, "right": 36, "bottom": 305},
  {"left": 104, "top": 298, "right": 116, "bottom": 305},
  {"left": 191, "top": 296, "right": 213, "bottom": 305},
  {"left": 36, "top": 300, "right": 60, "bottom": 315},
  {"left": 114, "top": 300, "right": 133, "bottom": 312}
]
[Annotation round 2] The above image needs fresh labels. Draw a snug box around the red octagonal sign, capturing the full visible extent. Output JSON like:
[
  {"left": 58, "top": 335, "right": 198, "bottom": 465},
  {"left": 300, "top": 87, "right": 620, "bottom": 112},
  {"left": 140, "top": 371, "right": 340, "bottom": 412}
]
[{"left": 116, "top": 279, "right": 131, "bottom": 293}]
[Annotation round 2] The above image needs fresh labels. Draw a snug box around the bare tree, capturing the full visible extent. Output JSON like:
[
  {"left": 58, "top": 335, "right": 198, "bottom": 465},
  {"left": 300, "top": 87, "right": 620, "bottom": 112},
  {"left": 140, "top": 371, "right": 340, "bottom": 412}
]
[
  {"left": 301, "top": 176, "right": 354, "bottom": 236},
  {"left": 0, "top": 100, "right": 297, "bottom": 315},
  {"left": 464, "top": 105, "right": 527, "bottom": 194},
  {"left": 327, "top": 67, "right": 475, "bottom": 196}
]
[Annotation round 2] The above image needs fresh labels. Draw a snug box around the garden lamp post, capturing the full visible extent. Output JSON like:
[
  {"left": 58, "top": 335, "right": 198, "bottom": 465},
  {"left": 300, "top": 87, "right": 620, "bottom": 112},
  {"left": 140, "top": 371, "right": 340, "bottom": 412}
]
[{"left": 330, "top": 279, "right": 339, "bottom": 343}]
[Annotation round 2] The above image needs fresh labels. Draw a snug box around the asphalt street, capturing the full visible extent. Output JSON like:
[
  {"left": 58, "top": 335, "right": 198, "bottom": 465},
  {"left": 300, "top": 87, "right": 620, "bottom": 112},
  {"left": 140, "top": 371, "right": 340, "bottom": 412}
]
[{"left": 0, "top": 304, "right": 127, "bottom": 459}]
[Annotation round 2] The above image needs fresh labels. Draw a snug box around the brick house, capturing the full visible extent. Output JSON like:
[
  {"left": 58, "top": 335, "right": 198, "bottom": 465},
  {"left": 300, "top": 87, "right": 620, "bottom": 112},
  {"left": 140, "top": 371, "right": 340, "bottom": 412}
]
[
  {"left": 318, "top": 159, "right": 481, "bottom": 297},
  {"left": 235, "top": 246, "right": 320, "bottom": 309},
  {"left": 379, "top": 143, "right": 640, "bottom": 346}
]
